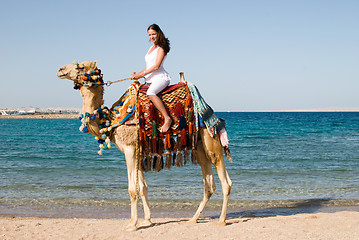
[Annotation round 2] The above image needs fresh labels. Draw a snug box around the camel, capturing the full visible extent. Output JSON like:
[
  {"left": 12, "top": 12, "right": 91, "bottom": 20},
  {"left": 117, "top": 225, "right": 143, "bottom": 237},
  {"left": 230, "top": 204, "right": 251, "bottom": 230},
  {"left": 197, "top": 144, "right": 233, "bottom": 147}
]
[{"left": 57, "top": 60, "right": 232, "bottom": 231}]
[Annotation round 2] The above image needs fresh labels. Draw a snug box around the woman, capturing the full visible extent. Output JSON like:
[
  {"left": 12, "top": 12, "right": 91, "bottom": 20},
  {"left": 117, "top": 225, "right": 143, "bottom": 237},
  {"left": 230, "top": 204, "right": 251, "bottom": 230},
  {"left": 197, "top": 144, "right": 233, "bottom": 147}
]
[{"left": 131, "top": 24, "right": 172, "bottom": 133}]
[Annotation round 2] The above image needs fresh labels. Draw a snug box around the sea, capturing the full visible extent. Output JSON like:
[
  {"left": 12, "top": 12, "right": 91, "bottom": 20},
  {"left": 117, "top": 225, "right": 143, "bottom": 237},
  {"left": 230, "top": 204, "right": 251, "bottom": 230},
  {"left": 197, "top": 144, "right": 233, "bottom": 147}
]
[{"left": 1, "top": 112, "right": 359, "bottom": 219}]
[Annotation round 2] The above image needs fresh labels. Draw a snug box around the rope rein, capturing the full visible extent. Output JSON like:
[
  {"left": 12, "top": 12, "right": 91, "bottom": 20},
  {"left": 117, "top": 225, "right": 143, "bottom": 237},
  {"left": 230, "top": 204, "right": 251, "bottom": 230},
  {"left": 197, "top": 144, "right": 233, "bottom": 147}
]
[{"left": 104, "top": 77, "right": 135, "bottom": 86}]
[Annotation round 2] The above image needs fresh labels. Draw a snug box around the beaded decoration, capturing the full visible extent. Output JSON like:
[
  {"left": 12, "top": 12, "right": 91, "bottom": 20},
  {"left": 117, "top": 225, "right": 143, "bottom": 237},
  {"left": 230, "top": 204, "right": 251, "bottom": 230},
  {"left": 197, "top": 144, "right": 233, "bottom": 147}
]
[
  {"left": 79, "top": 105, "right": 113, "bottom": 155},
  {"left": 73, "top": 64, "right": 104, "bottom": 90}
]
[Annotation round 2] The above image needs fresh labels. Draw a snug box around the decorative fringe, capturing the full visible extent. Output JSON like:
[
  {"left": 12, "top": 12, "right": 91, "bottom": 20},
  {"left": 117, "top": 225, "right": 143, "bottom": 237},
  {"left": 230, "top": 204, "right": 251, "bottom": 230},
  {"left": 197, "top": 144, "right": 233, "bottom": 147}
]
[
  {"left": 184, "top": 148, "right": 190, "bottom": 165},
  {"left": 165, "top": 153, "right": 172, "bottom": 169},
  {"left": 146, "top": 136, "right": 151, "bottom": 154},
  {"left": 176, "top": 151, "right": 183, "bottom": 167},
  {"left": 152, "top": 136, "right": 157, "bottom": 153},
  {"left": 164, "top": 133, "right": 171, "bottom": 150},
  {"left": 180, "top": 129, "right": 187, "bottom": 146},
  {"left": 154, "top": 155, "right": 163, "bottom": 172},
  {"left": 145, "top": 156, "right": 152, "bottom": 171},
  {"left": 191, "top": 150, "right": 198, "bottom": 165}
]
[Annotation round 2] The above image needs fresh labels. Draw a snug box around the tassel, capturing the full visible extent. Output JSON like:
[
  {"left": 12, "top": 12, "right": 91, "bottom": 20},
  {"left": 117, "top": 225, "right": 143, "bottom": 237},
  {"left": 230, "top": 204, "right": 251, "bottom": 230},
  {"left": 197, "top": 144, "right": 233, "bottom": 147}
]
[
  {"left": 165, "top": 153, "right": 172, "bottom": 169},
  {"left": 145, "top": 156, "right": 152, "bottom": 171},
  {"left": 146, "top": 136, "right": 151, "bottom": 153},
  {"left": 139, "top": 157, "right": 145, "bottom": 171},
  {"left": 152, "top": 156, "right": 157, "bottom": 169},
  {"left": 178, "top": 116, "right": 186, "bottom": 130},
  {"left": 176, "top": 151, "right": 183, "bottom": 167},
  {"left": 191, "top": 150, "right": 198, "bottom": 165},
  {"left": 164, "top": 133, "right": 171, "bottom": 150},
  {"left": 180, "top": 129, "right": 187, "bottom": 146},
  {"left": 184, "top": 148, "right": 190, "bottom": 165},
  {"left": 175, "top": 135, "right": 182, "bottom": 151},
  {"left": 170, "top": 136, "right": 176, "bottom": 152},
  {"left": 174, "top": 102, "right": 184, "bottom": 118},
  {"left": 152, "top": 136, "right": 157, "bottom": 153},
  {"left": 185, "top": 97, "right": 192, "bottom": 108},
  {"left": 155, "top": 156, "right": 163, "bottom": 172},
  {"left": 152, "top": 121, "right": 158, "bottom": 153}
]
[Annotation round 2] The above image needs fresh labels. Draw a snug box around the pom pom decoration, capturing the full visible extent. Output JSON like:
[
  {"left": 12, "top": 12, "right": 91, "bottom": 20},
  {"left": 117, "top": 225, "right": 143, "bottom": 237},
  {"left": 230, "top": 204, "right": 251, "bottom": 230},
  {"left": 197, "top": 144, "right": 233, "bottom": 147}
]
[
  {"left": 77, "top": 104, "right": 114, "bottom": 155},
  {"left": 82, "top": 126, "right": 89, "bottom": 133}
]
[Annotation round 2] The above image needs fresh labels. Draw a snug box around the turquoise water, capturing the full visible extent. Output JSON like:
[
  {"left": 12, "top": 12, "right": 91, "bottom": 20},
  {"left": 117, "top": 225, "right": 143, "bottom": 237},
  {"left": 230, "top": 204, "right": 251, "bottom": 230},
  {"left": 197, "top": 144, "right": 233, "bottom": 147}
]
[{"left": 1, "top": 112, "right": 359, "bottom": 218}]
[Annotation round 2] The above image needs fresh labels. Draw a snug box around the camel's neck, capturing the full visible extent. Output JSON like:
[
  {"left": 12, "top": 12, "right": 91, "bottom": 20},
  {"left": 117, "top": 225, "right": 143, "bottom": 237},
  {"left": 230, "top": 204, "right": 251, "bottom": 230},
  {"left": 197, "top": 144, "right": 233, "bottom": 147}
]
[
  {"left": 80, "top": 86, "right": 104, "bottom": 138},
  {"left": 80, "top": 86, "right": 104, "bottom": 114}
]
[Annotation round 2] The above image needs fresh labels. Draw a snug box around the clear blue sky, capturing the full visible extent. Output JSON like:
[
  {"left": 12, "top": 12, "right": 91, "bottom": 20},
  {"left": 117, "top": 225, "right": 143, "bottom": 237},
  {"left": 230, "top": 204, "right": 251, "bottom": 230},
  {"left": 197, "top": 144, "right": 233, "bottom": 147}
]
[{"left": 1, "top": 0, "right": 358, "bottom": 111}]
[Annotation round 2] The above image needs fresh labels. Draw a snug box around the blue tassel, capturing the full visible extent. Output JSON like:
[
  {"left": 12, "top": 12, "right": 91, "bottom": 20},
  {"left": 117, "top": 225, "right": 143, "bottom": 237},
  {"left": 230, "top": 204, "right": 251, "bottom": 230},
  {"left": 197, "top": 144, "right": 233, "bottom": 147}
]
[
  {"left": 90, "top": 115, "right": 96, "bottom": 121},
  {"left": 179, "top": 116, "right": 186, "bottom": 130},
  {"left": 82, "top": 126, "right": 88, "bottom": 133}
]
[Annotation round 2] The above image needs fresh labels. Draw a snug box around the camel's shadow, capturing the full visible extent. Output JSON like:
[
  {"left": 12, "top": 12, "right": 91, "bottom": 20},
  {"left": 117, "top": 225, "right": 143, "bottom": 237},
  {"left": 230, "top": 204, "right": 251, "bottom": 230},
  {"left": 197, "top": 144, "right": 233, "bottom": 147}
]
[
  {"left": 137, "top": 198, "right": 335, "bottom": 229},
  {"left": 208, "top": 198, "right": 333, "bottom": 224}
]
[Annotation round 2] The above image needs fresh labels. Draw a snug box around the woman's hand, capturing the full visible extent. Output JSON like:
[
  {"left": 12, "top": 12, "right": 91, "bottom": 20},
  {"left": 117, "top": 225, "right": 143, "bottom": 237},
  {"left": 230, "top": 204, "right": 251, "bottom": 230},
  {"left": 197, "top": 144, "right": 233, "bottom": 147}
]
[{"left": 131, "top": 72, "right": 139, "bottom": 80}]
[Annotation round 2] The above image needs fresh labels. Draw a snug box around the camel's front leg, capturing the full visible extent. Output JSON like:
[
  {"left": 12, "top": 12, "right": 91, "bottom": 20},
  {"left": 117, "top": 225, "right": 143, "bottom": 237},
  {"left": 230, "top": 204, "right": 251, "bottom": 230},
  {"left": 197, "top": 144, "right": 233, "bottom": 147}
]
[
  {"left": 138, "top": 170, "right": 152, "bottom": 227},
  {"left": 123, "top": 146, "right": 139, "bottom": 232}
]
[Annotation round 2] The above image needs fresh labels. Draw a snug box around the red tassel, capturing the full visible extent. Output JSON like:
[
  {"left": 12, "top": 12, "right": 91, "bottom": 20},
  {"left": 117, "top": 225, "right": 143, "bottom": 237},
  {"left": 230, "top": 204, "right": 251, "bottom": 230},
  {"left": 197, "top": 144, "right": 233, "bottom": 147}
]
[
  {"left": 152, "top": 136, "right": 157, "bottom": 153},
  {"left": 185, "top": 97, "right": 192, "bottom": 108},
  {"left": 174, "top": 102, "right": 184, "bottom": 118},
  {"left": 181, "top": 129, "right": 187, "bottom": 146}
]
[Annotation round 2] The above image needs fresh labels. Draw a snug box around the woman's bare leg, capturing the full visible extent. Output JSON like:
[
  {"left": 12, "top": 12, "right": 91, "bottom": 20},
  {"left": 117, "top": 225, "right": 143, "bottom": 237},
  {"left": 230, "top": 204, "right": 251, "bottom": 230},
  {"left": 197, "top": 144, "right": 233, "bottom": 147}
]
[{"left": 148, "top": 94, "right": 172, "bottom": 132}]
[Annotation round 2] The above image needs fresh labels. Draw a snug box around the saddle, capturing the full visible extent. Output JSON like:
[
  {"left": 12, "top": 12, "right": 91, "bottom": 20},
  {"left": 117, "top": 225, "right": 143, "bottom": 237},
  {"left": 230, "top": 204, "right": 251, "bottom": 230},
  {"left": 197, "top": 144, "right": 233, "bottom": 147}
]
[{"left": 110, "top": 82, "right": 197, "bottom": 171}]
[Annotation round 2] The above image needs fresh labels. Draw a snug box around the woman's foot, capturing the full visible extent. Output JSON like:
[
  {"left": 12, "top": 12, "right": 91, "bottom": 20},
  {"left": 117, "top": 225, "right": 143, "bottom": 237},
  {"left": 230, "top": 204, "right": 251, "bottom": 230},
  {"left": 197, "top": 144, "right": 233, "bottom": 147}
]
[{"left": 160, "top": 117, "right": 172, "bottom": 133}]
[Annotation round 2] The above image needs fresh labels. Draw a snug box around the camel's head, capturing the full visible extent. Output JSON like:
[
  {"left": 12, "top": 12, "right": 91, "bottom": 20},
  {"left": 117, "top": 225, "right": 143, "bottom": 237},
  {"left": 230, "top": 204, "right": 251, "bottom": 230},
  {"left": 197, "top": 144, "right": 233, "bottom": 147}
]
[{"left": 57, "top": 60, "right": 98, "bottom": 83}]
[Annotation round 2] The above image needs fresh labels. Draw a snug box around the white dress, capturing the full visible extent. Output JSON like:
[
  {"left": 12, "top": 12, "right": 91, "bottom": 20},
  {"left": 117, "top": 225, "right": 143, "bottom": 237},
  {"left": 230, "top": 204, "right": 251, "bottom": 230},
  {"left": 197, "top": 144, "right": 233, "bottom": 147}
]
[{"left": 144, "top": 46, "right": 171, "bottom": 95}]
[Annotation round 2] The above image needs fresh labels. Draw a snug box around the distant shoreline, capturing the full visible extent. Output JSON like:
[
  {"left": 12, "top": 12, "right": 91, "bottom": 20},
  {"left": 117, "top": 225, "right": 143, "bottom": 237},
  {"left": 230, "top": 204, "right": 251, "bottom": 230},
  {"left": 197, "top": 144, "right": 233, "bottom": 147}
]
[
  {"left": 0, "top": 113, "right": 78, "bottom": 119},
  {"left": 1, "top": 110, "right": 359, "bottom": 119}
]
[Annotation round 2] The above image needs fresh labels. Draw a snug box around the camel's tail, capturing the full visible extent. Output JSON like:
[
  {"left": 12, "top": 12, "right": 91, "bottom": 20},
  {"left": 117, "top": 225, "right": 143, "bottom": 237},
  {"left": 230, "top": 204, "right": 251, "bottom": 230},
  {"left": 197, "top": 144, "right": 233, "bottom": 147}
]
[{"left": 224, "top": 146, "right": 233, "bottom": 162}]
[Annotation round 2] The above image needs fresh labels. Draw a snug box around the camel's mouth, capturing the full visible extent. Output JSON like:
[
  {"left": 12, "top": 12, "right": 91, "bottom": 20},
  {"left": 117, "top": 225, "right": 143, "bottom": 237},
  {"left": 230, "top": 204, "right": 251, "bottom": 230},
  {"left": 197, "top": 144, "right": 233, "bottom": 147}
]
[{"left": 57, "top": 68, "right": 69, "bottom": 79}]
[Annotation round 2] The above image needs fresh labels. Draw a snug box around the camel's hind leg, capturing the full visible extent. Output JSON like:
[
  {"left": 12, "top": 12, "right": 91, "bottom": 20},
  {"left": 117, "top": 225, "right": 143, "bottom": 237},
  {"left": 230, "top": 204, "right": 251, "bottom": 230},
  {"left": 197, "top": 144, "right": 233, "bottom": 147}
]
[
  {"left": 200, "top": 128, "right": 232, "bottom": 226},
  {"left": 189, "top": 141, "right": 216, "bottom": 223}
]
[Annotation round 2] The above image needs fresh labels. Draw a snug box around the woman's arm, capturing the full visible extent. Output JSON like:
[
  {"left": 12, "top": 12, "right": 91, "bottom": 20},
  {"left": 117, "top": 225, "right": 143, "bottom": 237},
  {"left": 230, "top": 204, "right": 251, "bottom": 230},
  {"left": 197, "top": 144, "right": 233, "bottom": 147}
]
[{"left": 132, "top": 47, "right": 166, "bottom": 80}]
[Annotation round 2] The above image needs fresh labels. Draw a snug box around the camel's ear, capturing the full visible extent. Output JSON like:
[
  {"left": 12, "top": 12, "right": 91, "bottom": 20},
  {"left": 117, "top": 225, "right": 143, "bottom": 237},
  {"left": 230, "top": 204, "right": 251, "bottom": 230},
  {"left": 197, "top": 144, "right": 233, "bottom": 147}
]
[
  {"left": 91, "top": 61, "right": 98, "bottom": 70},
  {"left": 78, "top": 63, "right": 85, "bottom": 69}
]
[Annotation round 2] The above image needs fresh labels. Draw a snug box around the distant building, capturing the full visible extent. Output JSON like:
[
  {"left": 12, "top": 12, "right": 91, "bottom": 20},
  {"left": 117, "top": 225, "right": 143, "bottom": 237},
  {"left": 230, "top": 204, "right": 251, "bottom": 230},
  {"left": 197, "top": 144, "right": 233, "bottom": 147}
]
[{"left": 0, "top": 110, "right": 8, "bottom": 115}]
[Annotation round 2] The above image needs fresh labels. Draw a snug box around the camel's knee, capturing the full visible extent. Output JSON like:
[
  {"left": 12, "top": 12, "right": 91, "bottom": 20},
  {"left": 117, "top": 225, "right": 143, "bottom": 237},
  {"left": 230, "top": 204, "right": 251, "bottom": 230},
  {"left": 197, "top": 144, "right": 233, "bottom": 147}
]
[
  {"left": 203, "top": 178, "right": 216, "bottom": 199},
  {"left": 128, "top": 189, "right": 138, "bottom": 200},
  {"left": 139, "top": 183, "right": 148, "bottom": 196}
]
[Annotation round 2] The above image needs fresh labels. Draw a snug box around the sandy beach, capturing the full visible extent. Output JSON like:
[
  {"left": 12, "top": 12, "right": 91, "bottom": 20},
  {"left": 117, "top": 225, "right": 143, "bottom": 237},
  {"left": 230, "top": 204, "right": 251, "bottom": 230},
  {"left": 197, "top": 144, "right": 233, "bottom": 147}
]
[{"left": 0, "top": 211, "right": 358, "bottom": 240}]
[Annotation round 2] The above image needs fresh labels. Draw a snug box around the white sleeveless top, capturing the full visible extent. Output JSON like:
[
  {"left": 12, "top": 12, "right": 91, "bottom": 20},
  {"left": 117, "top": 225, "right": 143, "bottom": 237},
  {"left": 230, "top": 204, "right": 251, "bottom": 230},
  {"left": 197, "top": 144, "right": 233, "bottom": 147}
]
[{"left": 144, "top": 46, "right": 171, "bottom": 83}]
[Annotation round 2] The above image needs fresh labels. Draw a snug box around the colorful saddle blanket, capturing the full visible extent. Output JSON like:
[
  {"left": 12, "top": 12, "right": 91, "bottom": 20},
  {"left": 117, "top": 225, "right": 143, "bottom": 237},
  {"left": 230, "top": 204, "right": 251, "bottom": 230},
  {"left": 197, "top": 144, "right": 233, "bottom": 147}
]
[{"left": 137, "top": 82, "right": 196, "bottom": 157}]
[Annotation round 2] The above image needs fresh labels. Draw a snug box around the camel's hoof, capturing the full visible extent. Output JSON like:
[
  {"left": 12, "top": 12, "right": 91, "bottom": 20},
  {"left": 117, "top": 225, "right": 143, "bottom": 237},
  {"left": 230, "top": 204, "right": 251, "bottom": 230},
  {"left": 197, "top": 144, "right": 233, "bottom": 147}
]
[
  {"left": 216, "top": 221, "right": 227, "bottom": 226},
  {"left": 141, "top": 219, "right": 153, "bottom": 227},
  {"left": 188, "top": 218, "right": 198, "bottom": 224},
  {"left": 124, "top": 225, "right": 137, "bottom": 232}
]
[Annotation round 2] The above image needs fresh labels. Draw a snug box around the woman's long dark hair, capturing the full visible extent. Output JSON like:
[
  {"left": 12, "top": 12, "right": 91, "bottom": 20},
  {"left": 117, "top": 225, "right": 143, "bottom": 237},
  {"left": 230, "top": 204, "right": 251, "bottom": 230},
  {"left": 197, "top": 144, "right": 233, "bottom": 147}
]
[{"left": 148, "top": 24, "right": 170, "bottom": 54}]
